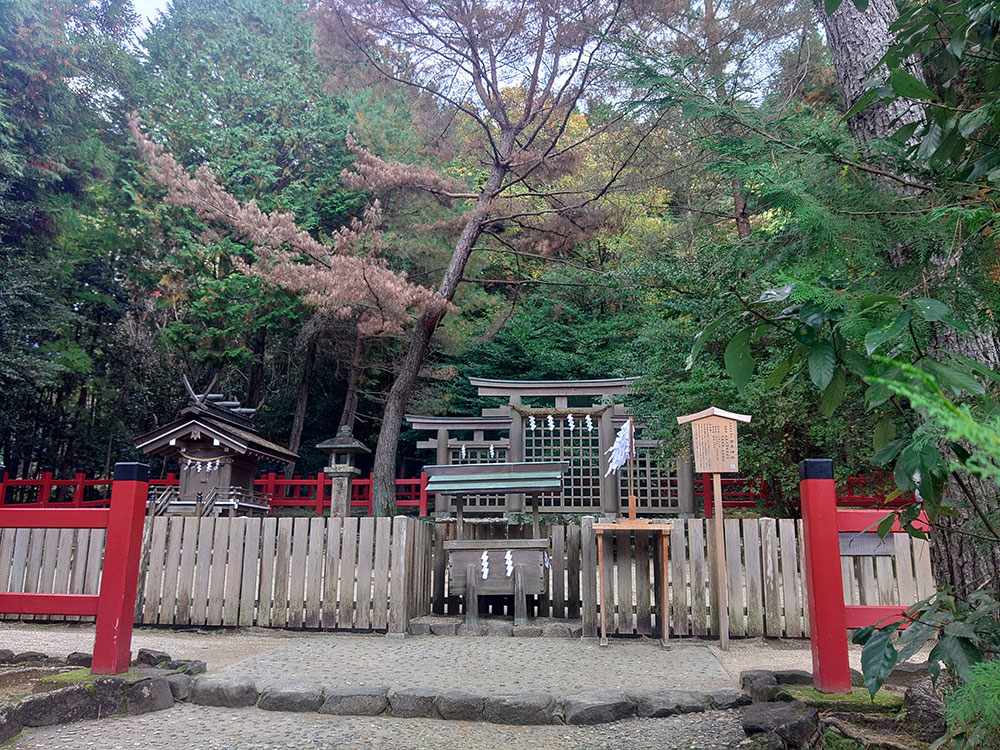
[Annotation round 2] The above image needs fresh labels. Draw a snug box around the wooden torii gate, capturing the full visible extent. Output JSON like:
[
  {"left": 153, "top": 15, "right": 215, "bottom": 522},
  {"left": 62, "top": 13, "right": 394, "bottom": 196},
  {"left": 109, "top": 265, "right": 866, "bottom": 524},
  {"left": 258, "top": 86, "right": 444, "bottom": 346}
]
[{"left": 407, "top": 377, "right": 695, "bottom": 518}]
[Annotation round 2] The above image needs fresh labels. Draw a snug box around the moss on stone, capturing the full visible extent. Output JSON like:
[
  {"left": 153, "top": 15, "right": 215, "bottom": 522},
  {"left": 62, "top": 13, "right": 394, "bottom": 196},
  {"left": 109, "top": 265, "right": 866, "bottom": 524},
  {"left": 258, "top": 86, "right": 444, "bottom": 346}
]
[{"left": 787, "top": 686, "right": 904, "bottom": 713}]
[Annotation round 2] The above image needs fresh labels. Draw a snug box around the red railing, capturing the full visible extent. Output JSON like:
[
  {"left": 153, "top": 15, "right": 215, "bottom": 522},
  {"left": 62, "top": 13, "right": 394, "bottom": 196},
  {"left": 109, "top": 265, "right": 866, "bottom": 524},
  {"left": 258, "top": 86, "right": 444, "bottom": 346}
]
[
  {"left": 0, "top": 462, "right": 149, "bottom": 674},
  {"left": 0, "top": 468, "right": 429, "bottom": 516},
  {"left": 257, "top": 471, "right": 428, "bottom": 516},
  {"left": 698, "top": 470, "right": 916, "bottom": 517},
  {"left": 799, "top": 459, "right": 929, "bottom": 693}
]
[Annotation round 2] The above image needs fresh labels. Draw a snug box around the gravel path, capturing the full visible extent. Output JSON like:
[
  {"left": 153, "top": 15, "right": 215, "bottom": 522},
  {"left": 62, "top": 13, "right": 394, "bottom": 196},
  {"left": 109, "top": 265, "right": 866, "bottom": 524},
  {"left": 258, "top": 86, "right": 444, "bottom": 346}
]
[
  {"left": 209, "top": 633, "right": 735, "bottom": 695},
  {"left": 10, "top": 704, "right": 746, "bottom": 749}
]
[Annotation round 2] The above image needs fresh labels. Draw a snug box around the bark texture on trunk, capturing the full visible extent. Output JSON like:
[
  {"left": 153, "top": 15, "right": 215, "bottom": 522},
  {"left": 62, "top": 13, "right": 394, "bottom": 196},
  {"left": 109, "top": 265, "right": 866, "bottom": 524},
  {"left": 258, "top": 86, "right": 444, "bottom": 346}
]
[
  {"left": 285, "top": 334, "right": 318, "bottom": 477},
  {"left": 370, "top": 133, "right": 515, "bottom": 516},
  {"left": 822, "top": 0, "right": 924, "bottom": 145},
  {"left": 338, "top": 331, "right": 363, "bottom": 431}
]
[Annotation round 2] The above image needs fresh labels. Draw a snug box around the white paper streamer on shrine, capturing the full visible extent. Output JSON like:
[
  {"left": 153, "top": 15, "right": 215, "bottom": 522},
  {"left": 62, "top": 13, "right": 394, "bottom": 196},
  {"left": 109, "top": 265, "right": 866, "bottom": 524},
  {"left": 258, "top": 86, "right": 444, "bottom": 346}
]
[
  {"left": 460, "top": 444, "right": 467, "bottom": 460},
  {"left": 505, "top": 549, "right": 514, "bottom": 577},
  {"left": 604, "top": 417, "right": 634, "bottom": 477},
  {"left": 489, "top": 444, "right": 495, "bottom": 459},
  {"left": 528, "top": 414, "right": 537, "bottom": 431},
  {"left": 546, "top": 414, "right": 555, "bottom": 431},
  {"left": 585, "top": 414, "right": 593, "bottom": 432},
  {"left": 567, "top": 414, "right": 575, "bottom": 431},
  {"left": 481, "top": 550, "right": 490, "bottom": 580}
]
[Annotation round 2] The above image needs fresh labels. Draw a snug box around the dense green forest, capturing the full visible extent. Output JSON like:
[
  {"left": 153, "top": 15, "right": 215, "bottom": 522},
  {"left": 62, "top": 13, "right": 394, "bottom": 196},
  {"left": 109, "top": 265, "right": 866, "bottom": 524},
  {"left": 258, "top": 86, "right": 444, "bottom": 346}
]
[{"left": 3, "top": 0, "right": 1000, "bottom": 606}]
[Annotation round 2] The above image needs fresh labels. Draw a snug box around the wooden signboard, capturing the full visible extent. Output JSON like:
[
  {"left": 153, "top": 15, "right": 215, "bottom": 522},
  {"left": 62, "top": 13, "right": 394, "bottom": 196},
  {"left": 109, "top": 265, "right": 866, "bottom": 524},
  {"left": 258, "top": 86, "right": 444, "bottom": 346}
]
[
  {"left": 691, "top": 416, "right": 739, "bottom": 474},
  {"left": 677, "top": 407, "right": 751, "bottom": 652}
]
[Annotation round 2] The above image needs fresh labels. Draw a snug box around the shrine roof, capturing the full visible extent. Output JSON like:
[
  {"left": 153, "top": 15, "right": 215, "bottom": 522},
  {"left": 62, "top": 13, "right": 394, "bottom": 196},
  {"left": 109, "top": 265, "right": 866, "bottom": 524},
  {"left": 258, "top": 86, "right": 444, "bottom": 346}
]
[
  {"left": 133, "top": 416, "right": 297, "bottom": 464},
  {"left": 424, "top": 461, "right": 568, "bottom": 495},
  {"left": 468, "top": 376, "right": 639, "bottom": 397}
]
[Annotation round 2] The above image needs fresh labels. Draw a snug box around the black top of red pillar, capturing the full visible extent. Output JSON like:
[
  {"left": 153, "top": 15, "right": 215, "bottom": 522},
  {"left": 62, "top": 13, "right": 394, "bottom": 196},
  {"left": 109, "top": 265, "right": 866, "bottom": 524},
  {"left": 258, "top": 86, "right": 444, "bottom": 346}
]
[{"left": 799, "top": 458, "right": 833, "bottom": 480}]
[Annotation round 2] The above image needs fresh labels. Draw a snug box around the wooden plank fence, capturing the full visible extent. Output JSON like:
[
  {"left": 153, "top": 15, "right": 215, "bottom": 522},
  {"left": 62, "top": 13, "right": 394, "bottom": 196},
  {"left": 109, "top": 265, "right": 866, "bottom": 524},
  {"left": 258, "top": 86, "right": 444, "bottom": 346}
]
[
  {"left": 425, "top": 517, "right": 935, "bottom": 638},
  {"left": 0, "top": 516, "right": 432, "bottom": 633},
  {"left": 0, "top": 516, "right": 934, "bottom": 637}
]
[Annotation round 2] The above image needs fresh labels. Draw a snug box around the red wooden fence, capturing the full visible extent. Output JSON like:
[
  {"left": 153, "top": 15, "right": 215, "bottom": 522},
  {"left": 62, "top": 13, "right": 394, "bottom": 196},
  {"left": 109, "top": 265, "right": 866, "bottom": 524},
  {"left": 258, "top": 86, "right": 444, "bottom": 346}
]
[
  {"left": 0, "top": 467, "right": 428, "bottom": 516},
  {"left": 799, "top": 458, "right": 930, "bottom": 693},
  {"left": 698, "top": 471, "right": 916, "bottom": 517},
  {"left": 0, "top": 463, "right": 149, "bottom": 674}
]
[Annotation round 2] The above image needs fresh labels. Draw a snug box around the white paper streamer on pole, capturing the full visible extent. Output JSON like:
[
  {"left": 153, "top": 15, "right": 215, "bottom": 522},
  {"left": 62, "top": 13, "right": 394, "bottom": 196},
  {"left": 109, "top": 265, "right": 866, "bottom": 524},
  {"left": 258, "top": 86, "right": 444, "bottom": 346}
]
[{"left": 604, "top": 417, "right": 634, "bottom": 477}]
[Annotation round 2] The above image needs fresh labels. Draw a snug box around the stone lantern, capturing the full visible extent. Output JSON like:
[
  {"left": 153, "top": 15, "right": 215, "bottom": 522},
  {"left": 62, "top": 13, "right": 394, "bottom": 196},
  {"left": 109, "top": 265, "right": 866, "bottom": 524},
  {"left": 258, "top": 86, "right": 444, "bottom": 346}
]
[{"left": 316, "top": 426, "right": 370, "bottom": 517}]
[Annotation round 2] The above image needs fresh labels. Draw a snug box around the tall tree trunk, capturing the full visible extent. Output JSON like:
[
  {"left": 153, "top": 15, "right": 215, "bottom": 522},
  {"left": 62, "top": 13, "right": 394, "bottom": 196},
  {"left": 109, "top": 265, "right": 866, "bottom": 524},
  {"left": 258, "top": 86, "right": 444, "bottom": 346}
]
[
  {"left": 246, "top": 327, "right": 267, "bottom": 408},
  {"left": 338, "top": 331, "right": 363, "bottom": 430},
  {"left": 370, "top": 134, "right": 515, "bottom": 516},
  {"left": 285, "top": 334, "right": 318, "bottom": 477},
  {"left": 822, "top": 0, "right": 1000, "bottom": 595},
  {"left": 822, "top": 0, "right": 924, "bottom": 145}
]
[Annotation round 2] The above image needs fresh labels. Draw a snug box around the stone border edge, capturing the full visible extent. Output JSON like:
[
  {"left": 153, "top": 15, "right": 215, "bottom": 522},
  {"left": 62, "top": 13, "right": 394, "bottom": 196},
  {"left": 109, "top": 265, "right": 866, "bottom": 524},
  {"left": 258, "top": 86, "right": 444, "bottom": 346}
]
[{"left": 187, "top": 676, "right": 752, "bottom": 726}]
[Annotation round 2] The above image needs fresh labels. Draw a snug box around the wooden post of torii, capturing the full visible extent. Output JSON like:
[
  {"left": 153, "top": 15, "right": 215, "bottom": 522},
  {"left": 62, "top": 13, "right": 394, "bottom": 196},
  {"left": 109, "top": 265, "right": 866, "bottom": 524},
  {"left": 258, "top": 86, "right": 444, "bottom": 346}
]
[{"left": 677, "top": 407, "right": 751, "bottom": 652}]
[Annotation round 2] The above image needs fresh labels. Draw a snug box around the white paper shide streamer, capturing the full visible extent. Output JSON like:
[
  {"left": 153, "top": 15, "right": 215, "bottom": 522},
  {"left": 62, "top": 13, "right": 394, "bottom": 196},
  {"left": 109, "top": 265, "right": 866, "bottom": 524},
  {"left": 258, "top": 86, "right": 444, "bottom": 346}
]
[
  {"left": 604, "top": 417, "right": 634, "bottom": 477},
  {"left": 528, "top": 414, "right": 537, "bottom": 431},
  {"left": 567, "top": 414, "right": 575, "bottom": 431},
  {"left": 505, "top": 550, "right": 514, "bottom": 577},
  {"left": 481, "top": 550, "right": 490, "bottom": 580},
  {"left": 585, "top": 414, "right": 593, "bottom": 432},
  {"left": 546, "top": 414, "right": 555, "bottom": 431}
]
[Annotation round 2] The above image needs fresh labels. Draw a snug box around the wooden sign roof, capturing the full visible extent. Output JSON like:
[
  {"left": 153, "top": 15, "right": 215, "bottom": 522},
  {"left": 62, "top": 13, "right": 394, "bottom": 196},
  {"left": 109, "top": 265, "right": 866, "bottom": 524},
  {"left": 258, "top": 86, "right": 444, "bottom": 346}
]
[{"left": 676, "top": 407, "right": 752, "bottom": 425}]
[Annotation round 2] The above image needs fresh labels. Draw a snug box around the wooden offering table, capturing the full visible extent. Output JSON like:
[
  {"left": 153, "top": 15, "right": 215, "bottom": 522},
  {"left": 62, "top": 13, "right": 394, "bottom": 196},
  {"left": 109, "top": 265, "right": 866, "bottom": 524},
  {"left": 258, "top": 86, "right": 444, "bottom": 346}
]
[
  {"left": 592, "top": 518, "right": 673, "bottom": 647},
  {"left": 445, "top": 538, "right": 549, "bottom": 626}
]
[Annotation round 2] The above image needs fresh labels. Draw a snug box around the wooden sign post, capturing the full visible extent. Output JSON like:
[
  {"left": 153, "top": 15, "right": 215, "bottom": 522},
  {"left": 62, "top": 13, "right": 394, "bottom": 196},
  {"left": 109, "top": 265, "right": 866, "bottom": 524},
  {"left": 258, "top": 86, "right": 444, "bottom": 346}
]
[{"left": 677, "top": 407, "right": 751, "bottom": 651}]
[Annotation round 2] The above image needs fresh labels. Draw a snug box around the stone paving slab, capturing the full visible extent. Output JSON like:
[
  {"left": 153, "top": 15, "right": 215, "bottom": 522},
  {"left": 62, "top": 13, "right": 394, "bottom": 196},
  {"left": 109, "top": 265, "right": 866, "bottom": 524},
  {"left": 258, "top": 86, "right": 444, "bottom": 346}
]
[
  {"left": 10, "top": 704, "right": 747, "bottom": 749},
  {"left": 208, "top": 633, "right": 735, "bottom": 696}
]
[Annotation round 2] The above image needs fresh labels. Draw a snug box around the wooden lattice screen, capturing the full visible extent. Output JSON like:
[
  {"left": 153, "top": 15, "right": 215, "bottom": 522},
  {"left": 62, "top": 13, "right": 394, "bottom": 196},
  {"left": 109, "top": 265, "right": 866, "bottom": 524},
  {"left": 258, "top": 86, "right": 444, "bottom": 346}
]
[
  {"left": 523, "top": 416, "right": 602, "bottom": 512},
  {"left": 446, "top": 444, "right": 508, "bottom": 512},
  {"left": 617, "top": 443, "right": 681, "bottom": 515}
]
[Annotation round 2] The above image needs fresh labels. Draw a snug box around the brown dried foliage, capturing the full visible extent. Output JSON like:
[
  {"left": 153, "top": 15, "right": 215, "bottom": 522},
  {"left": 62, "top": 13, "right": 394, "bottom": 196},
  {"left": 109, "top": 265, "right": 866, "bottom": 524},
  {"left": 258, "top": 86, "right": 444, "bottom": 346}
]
[{"left": 129, "top": 113, "right": 442, "bottom": 335}]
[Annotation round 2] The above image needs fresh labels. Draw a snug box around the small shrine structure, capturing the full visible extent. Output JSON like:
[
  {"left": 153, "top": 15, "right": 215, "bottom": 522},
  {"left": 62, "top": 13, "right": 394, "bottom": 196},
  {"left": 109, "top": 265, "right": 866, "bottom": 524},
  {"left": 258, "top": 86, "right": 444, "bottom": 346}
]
[
  {"left": 134, "top": 379, "right": 297, "bottom": 515},
  {"left": 407, "top": 377, "right": 694, "bottom": 517}
]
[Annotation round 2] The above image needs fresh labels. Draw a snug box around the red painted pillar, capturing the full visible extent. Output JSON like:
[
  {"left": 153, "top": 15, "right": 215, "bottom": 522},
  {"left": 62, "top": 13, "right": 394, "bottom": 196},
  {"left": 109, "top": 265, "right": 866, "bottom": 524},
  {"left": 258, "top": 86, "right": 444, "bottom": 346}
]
[
  {"left": 799, "top": 458, "right": 852, "bottom": 693},
  {"left": 0, "top": 464, "right": 6, "bottom": 506},
  {"left": 72, "top": 471, "right": 86, "bottom": 507},
  {"left": 315, "top": 472, "right": 325, "bottom": 516},
  {"left": 420, "top": 472, "right": 428, "bottom": 517},
  {"left": 702, "top": 473, "right": 713, "bottom": 518},
  {"left": 39, "top": 469, "right": 53, "bottom": 506},
  {"left": 92, "top": 462, "right": 149, "bottom": 674}
]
